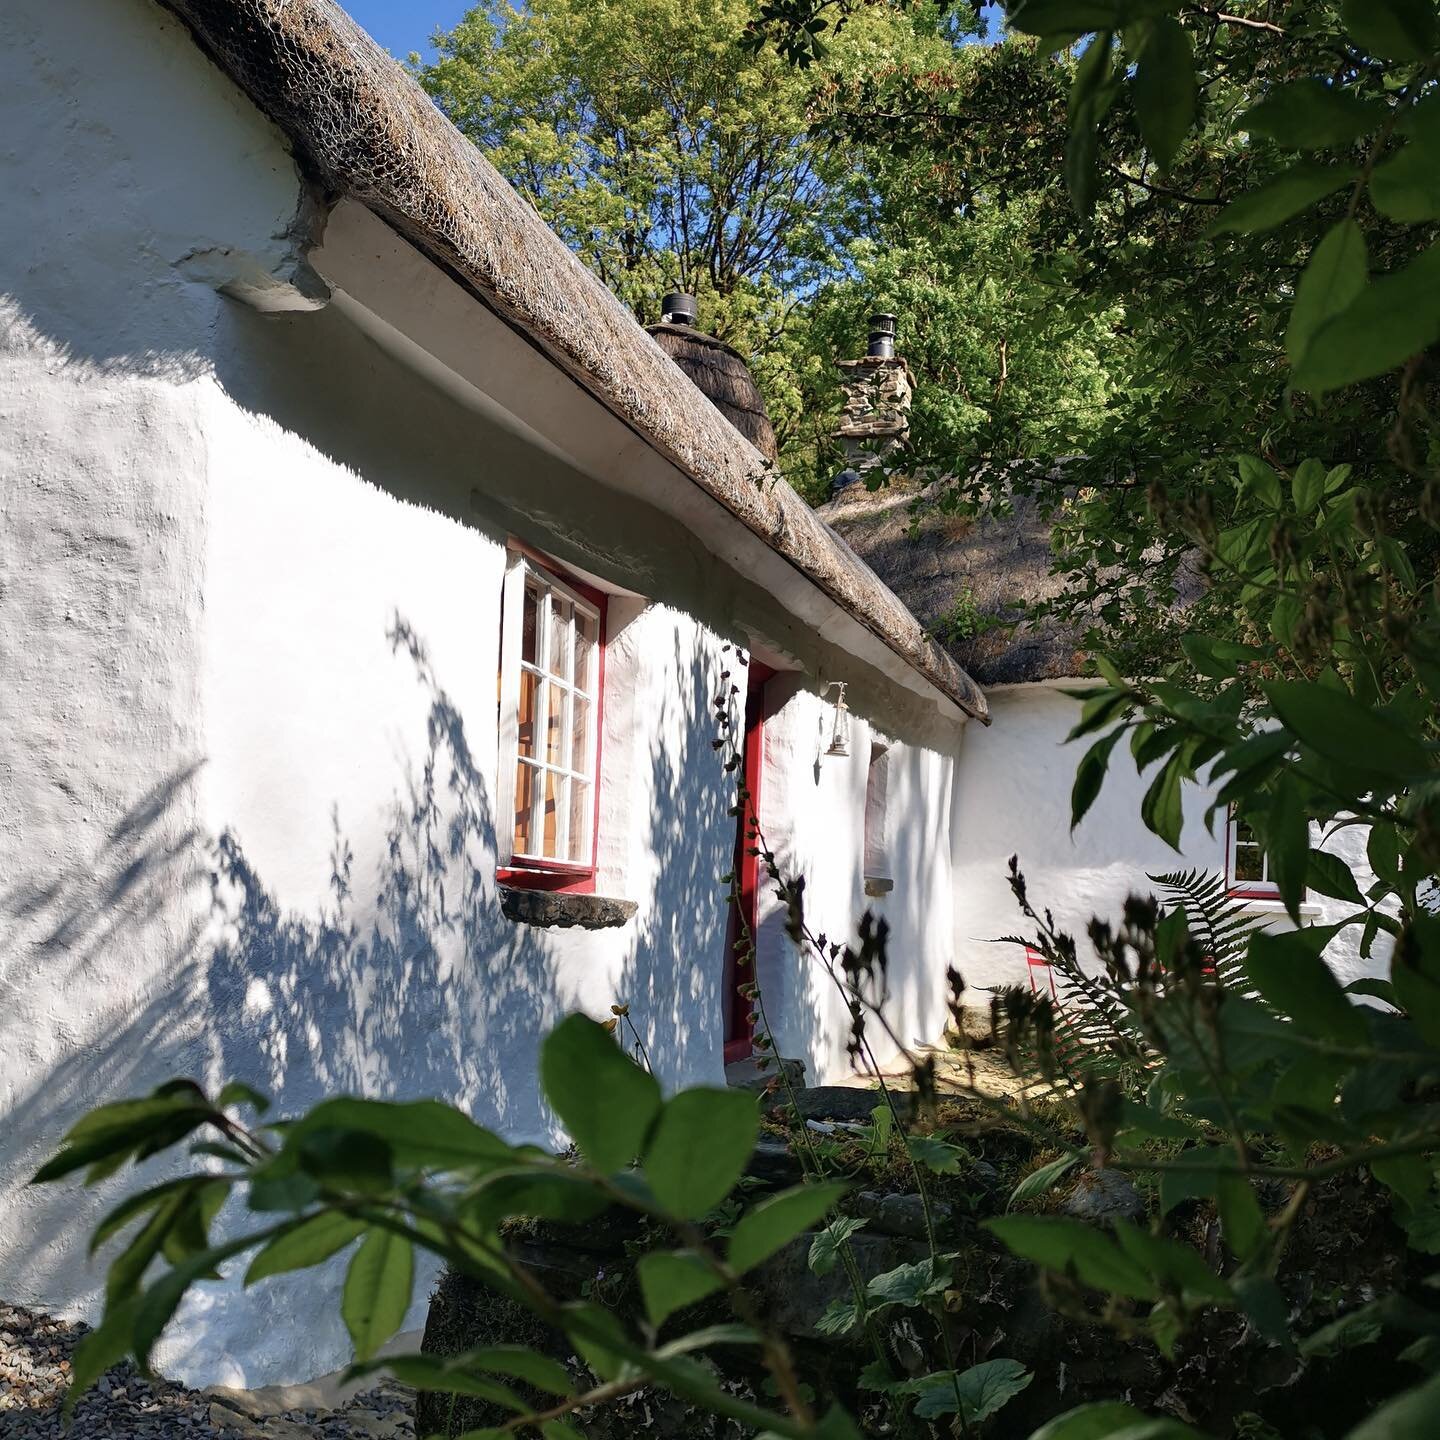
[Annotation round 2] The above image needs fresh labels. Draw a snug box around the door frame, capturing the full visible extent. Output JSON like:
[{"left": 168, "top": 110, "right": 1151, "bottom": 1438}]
[{"left": 723, "top": 660, "right": 773, "bottom": 1065}]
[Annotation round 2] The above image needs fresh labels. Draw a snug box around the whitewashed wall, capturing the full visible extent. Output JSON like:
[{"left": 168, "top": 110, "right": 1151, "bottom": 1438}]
[
  {"left": 0, "top": 0, "right": 976, "bottom": 1390},
  {"left": 756, "top": 678, "right": 961, "bottom": 1084},
  {"left": 951, "top": 684, "right": 1393, "bottom": 996},
  {"left": 0, "top": 0, "right": 725, "bottom": 1389}
]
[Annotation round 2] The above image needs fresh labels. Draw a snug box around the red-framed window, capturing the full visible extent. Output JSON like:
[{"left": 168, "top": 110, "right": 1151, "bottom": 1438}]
[
  {"left": 1226, "top": 808, "right": 1280, "bottom": 900},
  {"left": 496, "top": 544, "right": 608, "bottom": 893}
]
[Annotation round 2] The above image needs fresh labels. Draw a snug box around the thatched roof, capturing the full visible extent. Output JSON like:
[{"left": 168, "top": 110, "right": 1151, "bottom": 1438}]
[
  {"left": 818, "top": 476, "right": 1089, "bottom": 687},
  {"left": 158, "top": 0, "right": 986, "bottom": 723},
  {"left": 647, "top": 323, "right": 778, "bottom": 462}
]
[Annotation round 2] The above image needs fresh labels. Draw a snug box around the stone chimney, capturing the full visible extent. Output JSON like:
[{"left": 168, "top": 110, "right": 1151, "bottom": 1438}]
[{"left": 834, "top": 313, "right": 913, "bottom": 481}]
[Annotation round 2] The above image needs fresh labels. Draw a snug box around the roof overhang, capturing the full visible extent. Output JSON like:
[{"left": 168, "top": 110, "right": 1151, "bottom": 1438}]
[{"left": 158, "top": 0, "right": 988, "bottom": 724}]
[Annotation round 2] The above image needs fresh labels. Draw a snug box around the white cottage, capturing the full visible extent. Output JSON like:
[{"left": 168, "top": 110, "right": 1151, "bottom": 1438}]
[
  {"left": 0, "top": 0, "right": 989, "bottom": 1388},
  {"left": 0, "top": 0, "right": 1385, "bottom": 1394}
]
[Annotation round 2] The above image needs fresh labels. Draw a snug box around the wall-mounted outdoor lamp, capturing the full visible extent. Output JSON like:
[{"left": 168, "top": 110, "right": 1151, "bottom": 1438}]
[{"left": 824, "top": 681, "right": 851, "bottom": 757}]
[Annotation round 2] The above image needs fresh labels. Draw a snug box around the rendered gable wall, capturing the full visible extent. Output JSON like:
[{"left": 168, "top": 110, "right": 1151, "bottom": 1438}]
[{"left": 951, "top": 685, "right": 1395, "bottom": 996}]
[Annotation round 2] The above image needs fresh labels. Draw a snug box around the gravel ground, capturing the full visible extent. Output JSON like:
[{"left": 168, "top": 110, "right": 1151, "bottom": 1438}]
[{"left": 0, "top": 1304, "right": 415, "bottom": 1440}]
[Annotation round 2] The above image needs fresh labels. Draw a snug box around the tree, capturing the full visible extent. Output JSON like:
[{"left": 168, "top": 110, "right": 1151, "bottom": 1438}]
[
  {"left": 415, "top": 0, "right": 968, "bottom": 439},
  {"left": 757, "top": 4, "right": 1440, "bottom": 676}
]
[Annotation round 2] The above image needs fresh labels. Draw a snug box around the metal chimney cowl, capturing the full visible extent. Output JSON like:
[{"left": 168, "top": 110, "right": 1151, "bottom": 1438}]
[
  {"left": 867, "top": 312, "right": 897, "bottom": 359},
  {"left": 660, "top": 291, "right": 698, "bottom": 326}
]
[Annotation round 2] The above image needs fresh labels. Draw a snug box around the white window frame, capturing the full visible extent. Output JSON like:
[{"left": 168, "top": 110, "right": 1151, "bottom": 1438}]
[
  {"left": 496, "top": 550, "right": 604, "bottom": 875},
  {"left": 1226, "top": 809, "right": 1278, "bottom": 897}
]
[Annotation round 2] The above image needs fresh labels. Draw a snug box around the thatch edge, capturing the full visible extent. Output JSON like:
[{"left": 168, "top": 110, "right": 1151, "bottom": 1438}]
[{"left": 156, "top": 0, "right": 987, "bottom": 723}]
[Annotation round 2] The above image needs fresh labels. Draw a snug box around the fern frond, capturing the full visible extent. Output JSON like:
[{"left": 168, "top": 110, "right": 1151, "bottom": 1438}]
[{"left": 1149, "top": 868, "right": 1258, "bottom": 996}]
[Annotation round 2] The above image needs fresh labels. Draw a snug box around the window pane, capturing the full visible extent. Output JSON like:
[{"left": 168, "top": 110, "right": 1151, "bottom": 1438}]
[
  {"left": 550, "top": 597, "right": 571, "bottom": 678},
  {"left": 514, "top": 760, "right": 535, "bottom": 856},
  {"left": 575, "top": 611, "right": 597, "bottom": 692},
  {"left": 1234, "top": 844, "right": 1265, "bottom": 883},
  {"left": 517, "top": 669, "right": 538, "bottom": 759},
  {"left": 568, "top": 781, "right": 591, "bottom": 863},
  {"left": 542, "top": 768, "right": 560, "bottom": 857},
  {"left": 571, "top": 695, "right": 591, "bottom": 777},
  {"left": 545, "top": 682, "right": 566, "bottom": 767},
  {"left": 521, "top": 582, "right": 539, "bottom": 667}
]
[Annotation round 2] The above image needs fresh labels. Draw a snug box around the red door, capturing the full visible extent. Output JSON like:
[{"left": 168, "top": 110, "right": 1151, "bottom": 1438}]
[{"left": 723, "top": 662, "right": 771, "bottom": 1064}]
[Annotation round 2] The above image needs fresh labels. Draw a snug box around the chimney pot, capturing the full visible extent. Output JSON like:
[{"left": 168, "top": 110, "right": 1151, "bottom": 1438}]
[
  {"left": 867, "top": 312, "right": 897, "bottom": 359},
  {"left": 661, "top": 291, "right": 698, "bottom": 326}
]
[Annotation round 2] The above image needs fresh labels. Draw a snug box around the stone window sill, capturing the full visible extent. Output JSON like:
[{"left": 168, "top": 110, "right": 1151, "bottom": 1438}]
[
  {"left": 499, "top": 885, "right": 638, "bottom": 930},
  {"left": 1234, "top": 897, "right": 1322, "bottom": 921}
]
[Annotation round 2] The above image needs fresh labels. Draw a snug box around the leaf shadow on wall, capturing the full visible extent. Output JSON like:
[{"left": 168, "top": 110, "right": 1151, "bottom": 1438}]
[{"left": 0, "top": 616, "right": 730, "bottom": 1384}]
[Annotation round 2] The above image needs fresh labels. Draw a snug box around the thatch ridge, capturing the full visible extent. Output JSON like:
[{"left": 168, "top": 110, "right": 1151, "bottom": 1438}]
[{"left": 156, "top": 0, "right": 986, "bottom": 722}]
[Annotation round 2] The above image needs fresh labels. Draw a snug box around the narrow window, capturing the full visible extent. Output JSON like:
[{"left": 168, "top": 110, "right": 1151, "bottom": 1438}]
[
  {"left": 498, "top": 547, "right": 606, "bottom": 892},
  {"left": 1226, "top": 810, "right": 1278, "bottom": 898},
  {"left": 863, "top": 742, "right": 893, "bottom": 897}
]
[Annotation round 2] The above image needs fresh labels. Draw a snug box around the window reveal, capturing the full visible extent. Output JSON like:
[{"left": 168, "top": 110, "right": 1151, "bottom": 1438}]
[{"left": 499, "top": 550, "right": 606, "bottom": 886}]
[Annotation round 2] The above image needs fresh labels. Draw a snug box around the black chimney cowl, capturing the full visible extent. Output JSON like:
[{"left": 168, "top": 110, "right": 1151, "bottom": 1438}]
[
  {"left": 867, "top": 312, "right": 897, "bottom": 359},
  {"left": 661, "top": 292, "right": 698, "bottom": 326}
]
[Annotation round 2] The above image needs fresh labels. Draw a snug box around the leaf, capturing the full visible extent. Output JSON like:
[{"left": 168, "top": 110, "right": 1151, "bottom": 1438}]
[
  {"left": 1372, "top": 128, "right": 1440, "bottom": 221},
  {"left": 1009, "top": 1155, "right": 1079, "bottom": 1209},
  {"left": 297, "top": 1128, "right": 394, "bottom": 1195},
  {"left": 245, "top": 1211, "right": 367, "bottom": 1285},
  {"left": 1264, "top": 779, "right": 1310, "bottom": 919},
  {"left": 808, "top": 1215, "right": 868, "bottom": 1277},
  {"left": 1217, "top": 1174, "right": 1267, "bottom": 1262},
  {"left": 1342, "top": 0, "right": 1437, "bottom": 61},
  {"left": 984, "top": 1216, "right": 1157, "bottom": 1299},
  {"left": 727, "top": 1181, "right": 846, "bottom": 1274},
  {"left": 1158, "top": 1147, "right": 1230, "bottom": 1216},
  {"left": 342, "top": 1227, "right": 414, "bottom": 1362},
  {"left": 908, "top": 1358, "right": 1033, "bottom": 1422},
  {"left": 456, "top": 1345, "right": 575, "bottom": 1395},
  {"left": 1242, "top": 80, "right": 1386, "bottom": 150},
  {"left": 1294, "top": 242, "right": 1440, "bottom": 393},
  {"left": 1207, "top": 163, "right": 1353, "bottom": 236},
  {"left": 1346, "top": 976, "right": 1400, "bottom": 1007},
  {"left": 1237, "top": 454, "right": 1283, "bottom": 508},
  {"left": 636, "top": 1250, "right": 723, "bottom": 1329},
  {"left": 541, "top": 1014, "right": 662, "bottom": 1174},
  {"left": 1007, "top": 1, "right": 1128, "bottom": 35},
  {"left": 1112, "top": 1222, "right": 1230, "bottom": 1300},
  {"left": 1345, "top": 1372, "right": 1440, "bottom": 1437},
  {"left": 644, "top": 1087, "right": 757, "bottom": 1219},
  {"left": 1290, "top": 458, "right": 1327, "bottom": 516},
  {"left": 64, "top": 1296, "right": 141, "bottom": 1415},
  {"left": 1233, "top": 1274, "right": 1294, "bottom": 1346},
  {"left": 1180, "top": 633, "right": 1235, "bottom": 681},
  {"left": 1028, "top": 1402, "right": 1204, "bottom": 1438},
  {"left": 906, "top": 1135, "right": 967, "bottom": 1174},
  {"left": 1073, "top": 728, "right": 1124, "bottom": 829},
  {"left": 1265, "top": 679, "right": 1434, "bottom": 780},
  {"left": 1066, "top": 29, "right": 1118, "bottom": 217},
  {"left": 1245, "top": 928, "right": 1367, "bottom": 1044},
  {"left": 1394, "top": 913, "right": 1440, "bottom": 1046},
  {"left": 34, "top": 1094, "right": 213, "bottom": 1184},
  {"left": 1308, "top": 848, "right": 1366, "bottom": 905},
  {"left": 1141, "top": 753, "right": 1185, "bottom": 852},
  {"left": 369, "top": 1355, "right": 529, "bottom": 1409},
  {"left": 1288, "top": 221, "right": 1368, "bottom": 370},
  {"left": 866, "top": 1257, "right": 953, "bottom": 1309},
  {"left": 287, "top": 1099, "right": 511, "bottom": 1172},
  {"left": 1132, "top": 16, "right": 1194, "bottom": 172},
  {"left": 814, "top": 1297, "right": 861, "bottom": 1336}
]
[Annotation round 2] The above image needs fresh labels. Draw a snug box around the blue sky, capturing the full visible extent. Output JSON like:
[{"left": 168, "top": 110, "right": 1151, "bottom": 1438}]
[
  {"left": 345, "top": 1, "right": 1001, "bottom": 61},
  {"left": 345, "top": 1, "right": 470, "bottom": 59}
]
